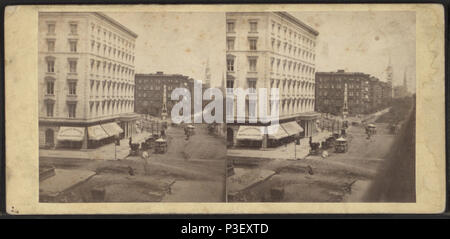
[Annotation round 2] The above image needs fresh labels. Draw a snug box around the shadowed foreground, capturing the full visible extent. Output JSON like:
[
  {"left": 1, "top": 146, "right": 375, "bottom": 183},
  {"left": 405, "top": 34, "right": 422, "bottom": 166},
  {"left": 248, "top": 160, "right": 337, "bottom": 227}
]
[{"left": 363, "top": 104, "right": 416, "bottom": 202}]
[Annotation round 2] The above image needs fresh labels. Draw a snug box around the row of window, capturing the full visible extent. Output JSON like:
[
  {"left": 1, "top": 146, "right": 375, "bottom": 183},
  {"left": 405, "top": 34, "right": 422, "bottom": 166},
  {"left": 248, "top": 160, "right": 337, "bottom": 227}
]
[
  {"left": 45, "top": 100, "right": 135, "bottom": 119},
  {"left": 226, "top": 57, "right": 314, "bottom": 78},
  {"left": 226, "top": 19, "right": 315, "bottom": 48},
  {"left": 45, "top": 102, "right": 77, "bottom": 118},
  {"left": 317, "top": 84, "right": 364, "bottom": 89},
  {"left": 91, "top": 23, "right": 135, "bottom": 50},
  {"left": 224, "top": 78, "right": 314, "bottom": 97},
  {"left": 46, "top": 39, "right": 79, "bottom": 53},
  {"left": 136, "top": 92, "right": 163, "bottom": 98},
  {"left": 46, "top": 57, "right": 78, "bottom": 74},
  {"left": 225, "top": 98, "right": 315, "bottom": 118},
  {"left": 89, "top": 101, "right": 134, "bottom": 118},
  {"left": 226, "top": 37, "right": 258, "bottom": 51},
  {"left": 90, "top": 59, "right": 134, "bottom": 82},
  {"left": 270, "top": 38, "right": 315, "bottom": 61},
  {"left": 318, "top": 99, "right": 364, "bottom": 105},
  {"left": 47, "top": 22, "right": 78, "bottom": 35},
  {"left": 90, "top": 81, "right": 135, "bottom": 98},
  {"left": 91, "top": 40, "right": 135, "bottom": 64},
  {"left": 317, "top": 91, "right": 365, "bottom": 97},
  {"left": 46, "top": 80, "right": 77, "bottom": 96},
  {"left": 270, "top": 21, "right": 315, "bottom": 48},
  {"left": 46, "top": 79, "right": 134, "bottom": 98},
  {"left": 270, "top": 57, "right": 315, "bottom": 75},
  {"left": 226, "top": 21, "right": 258, "bottom": 33}
]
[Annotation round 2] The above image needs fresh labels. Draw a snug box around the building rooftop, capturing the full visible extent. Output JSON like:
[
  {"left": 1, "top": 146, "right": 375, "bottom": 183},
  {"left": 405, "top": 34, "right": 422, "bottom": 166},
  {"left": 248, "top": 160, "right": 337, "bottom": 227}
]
[
  {"left": 135, "top": 72, "right": 196, "bottom": 83},
  {"left": 136, "top": 72, "right": 190, "bottom": 77},
  {"left": 275, "top": 12, "right": 319, "bottom": 36},
  {"left": 39, "top": 12, "right": 138, "bottom": 38},
  {"left": 95, "top": 12, "right": 138, "bottom": 38},
  {"left": 316, "top": 70, "right": 370, "bottom": 76}
]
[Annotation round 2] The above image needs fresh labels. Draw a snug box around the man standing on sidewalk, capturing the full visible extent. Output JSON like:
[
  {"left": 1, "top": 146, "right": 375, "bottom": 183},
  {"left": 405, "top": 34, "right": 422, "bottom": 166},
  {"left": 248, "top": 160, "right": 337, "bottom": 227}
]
[{"left": 142, "top": 150, "right": 149, "bottom": 175}]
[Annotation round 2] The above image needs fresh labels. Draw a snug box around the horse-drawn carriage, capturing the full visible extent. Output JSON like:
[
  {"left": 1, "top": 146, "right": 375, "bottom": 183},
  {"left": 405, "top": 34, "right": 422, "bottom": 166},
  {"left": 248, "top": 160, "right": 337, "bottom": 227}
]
[
  {"left": 129, "top": 142, "right": 140, "bottom": 156},
  {"left": 321, "top": 132, "right": 340, "bottom": 150},
  {"left": 366, "top": 124, "right": 377, "bottom": 134},
  {"left": 389, "top": 123, "right": 399, "bottom": 135},
  {"left": 335, "top": 137, "right": 348, "bottom": 153},
  {"left": 309, "top": 137, "right": 321, "bottom": 155},
  {"left": 154, "top": 138, "right": 168, "bottom": 154}
]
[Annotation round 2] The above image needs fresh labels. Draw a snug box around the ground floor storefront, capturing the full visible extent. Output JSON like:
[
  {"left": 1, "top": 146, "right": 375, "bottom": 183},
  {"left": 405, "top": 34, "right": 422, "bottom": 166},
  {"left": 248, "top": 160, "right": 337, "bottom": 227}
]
[
  {"left": 227, "top": 112, "right": 320, "bottom": 149},
  {"left": 39, "top": 114, "right": 140, "bottom": 150}
]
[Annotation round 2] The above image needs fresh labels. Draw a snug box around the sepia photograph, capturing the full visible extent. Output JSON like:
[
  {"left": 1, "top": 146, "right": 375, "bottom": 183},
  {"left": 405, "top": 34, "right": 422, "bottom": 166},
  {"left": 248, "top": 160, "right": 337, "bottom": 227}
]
[
  {"left": 3, "top": 4, "right": 445, "bottom": 214},
  {"left": 38, "top": 11, "right": 226, "bottom": 202},
  {"left": 225, "top": 11, "right": 416, "bottom": 203}
]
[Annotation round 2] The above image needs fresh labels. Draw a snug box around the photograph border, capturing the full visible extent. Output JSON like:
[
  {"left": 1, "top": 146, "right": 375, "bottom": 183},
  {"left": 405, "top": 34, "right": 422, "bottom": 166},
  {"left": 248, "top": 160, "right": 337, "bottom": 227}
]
[{"left": 3, "top": 2, "right": 447, "bottom": 215}]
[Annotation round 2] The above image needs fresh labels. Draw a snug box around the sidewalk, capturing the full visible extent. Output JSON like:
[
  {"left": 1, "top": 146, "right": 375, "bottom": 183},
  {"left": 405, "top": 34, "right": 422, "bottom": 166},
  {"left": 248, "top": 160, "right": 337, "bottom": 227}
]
[
  {"left": 227, "top": 130, "right": 332, "bottom": 161},
  {"left": 40, "top": 138, "right": 132, "bottom": 161}
]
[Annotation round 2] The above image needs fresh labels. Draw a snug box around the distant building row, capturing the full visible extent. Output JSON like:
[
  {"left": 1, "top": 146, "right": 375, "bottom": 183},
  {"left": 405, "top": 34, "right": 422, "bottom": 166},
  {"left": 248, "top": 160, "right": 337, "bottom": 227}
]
[{"left": 315, "top": 70, "right": 392, "bottom": 116}]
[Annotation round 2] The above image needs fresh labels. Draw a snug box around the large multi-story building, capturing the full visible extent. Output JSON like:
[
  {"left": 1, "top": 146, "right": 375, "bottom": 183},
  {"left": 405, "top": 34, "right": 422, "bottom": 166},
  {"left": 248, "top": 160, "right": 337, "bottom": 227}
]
[
  {"left": 315, "top": 70, "right": 371, "bottom": 115},
  {"left": 225, "top": 12, "right": 319, "bottom": 148},
  {"left": 135, "top": 72, "right": 195, "bottom": 117},
  {"left": 315, "top": 70, "right": 391, "bottom": 115},
  {"left": 38, "top": 12, "right": 138, "bottom": 149}
]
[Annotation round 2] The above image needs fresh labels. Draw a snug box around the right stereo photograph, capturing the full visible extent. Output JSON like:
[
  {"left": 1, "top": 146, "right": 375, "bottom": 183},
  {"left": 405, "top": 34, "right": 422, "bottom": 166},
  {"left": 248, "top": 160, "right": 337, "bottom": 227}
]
[{"left": 225, "top": 11, "right": 416, "bottom": 203}]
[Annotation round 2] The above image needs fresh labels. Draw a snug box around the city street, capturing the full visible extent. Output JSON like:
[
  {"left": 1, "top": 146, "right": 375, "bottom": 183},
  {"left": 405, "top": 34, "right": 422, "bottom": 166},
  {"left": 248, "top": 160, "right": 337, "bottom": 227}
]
[
  {"left": 228, "top": 116, "right": 399, "bottom": 202},
  {"left": 40, "top": 124, "right": 226, "bottom": 202}
]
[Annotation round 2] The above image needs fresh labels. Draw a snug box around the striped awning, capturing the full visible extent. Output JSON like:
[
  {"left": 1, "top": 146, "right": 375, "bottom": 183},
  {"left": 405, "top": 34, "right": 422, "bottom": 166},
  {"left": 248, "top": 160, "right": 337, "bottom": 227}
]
[
  {"left": 57, "top": 127, "right": 85, "bottom": 142},
  {"left": 87, "top": 125, "right": 109, "bottom": 141},
  {"left": 236, "top": 126, "right": 264, "bottom": 141},
  {"left": 281, "top": 121, "right": 304, "bottom": 136}
]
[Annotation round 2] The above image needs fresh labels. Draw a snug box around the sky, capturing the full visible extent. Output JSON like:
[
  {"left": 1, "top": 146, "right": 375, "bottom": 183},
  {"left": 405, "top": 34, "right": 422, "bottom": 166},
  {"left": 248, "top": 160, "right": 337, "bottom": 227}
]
[
  {"left": 291, "top": 11, "right": 416, "bottom": 92},
  {"left": 106, "top": 12, "right": 226, "bottom": 88},
  {"left": 106, "top": 11, "right": 416, "bottom": 92}
]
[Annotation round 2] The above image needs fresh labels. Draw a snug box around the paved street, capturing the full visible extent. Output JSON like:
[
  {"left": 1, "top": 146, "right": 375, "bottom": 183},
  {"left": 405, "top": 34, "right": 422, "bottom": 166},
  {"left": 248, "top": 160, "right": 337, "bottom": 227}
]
[
  {"left": 39, "top": 124, "right": 226, "bottom": 202},
  {"left": 228, "top": 111, "right": 399, "bottom": 202}
]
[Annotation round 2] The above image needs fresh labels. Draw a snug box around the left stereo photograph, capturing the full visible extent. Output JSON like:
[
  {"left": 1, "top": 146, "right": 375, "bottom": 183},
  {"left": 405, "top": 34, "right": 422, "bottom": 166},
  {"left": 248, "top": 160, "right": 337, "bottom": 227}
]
[{"left": 38, "top": 12, "right": 227, "bottom": 203}]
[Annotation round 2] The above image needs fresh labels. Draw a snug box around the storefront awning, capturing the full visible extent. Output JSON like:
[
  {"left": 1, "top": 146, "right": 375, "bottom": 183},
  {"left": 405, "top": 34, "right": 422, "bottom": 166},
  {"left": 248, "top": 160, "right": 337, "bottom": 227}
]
[
  {"left": 266, "top": 125, "right": 289, "bottom": 140},
  {"left": 87, "top": 125, "right": 109, "bottom": 141},
  {"left": 132, "top": 131, "right": 152, "bottom": 144},
  {"left": 101, "top": 122, "right": 123, "bottom": 137},
  {"left": 112, "top": 122, "right": 124, "bottom": 134},
  {"left": 57, "top": 127, "right": 85, "bottom": 142},
  {"left": 281, "top": 121, "right": 304, "bottom": 136},
  {"left": 236, "top": 126, "right": 264, "bottom": 141}
]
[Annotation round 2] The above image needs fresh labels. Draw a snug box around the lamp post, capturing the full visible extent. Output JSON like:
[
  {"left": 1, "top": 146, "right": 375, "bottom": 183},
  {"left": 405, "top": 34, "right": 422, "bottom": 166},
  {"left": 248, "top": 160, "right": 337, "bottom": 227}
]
[{"left": 294, "top": 139, "right": 297, "bottom": 160}]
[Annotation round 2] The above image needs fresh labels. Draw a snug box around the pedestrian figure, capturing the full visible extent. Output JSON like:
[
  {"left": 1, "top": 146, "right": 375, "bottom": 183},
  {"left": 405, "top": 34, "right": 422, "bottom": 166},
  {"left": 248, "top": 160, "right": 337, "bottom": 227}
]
[
  {"left": 129, "top": 137, "right": 132, "bottom": 147},
  {"left": 307, "top": 165, "right": 314, "bottom": 175},
  {"left": 128, "top": 166, "right": 135, "bottom": 176},
  {"left": 141, "top": 151, "right": 149, "bottom": 175}
]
